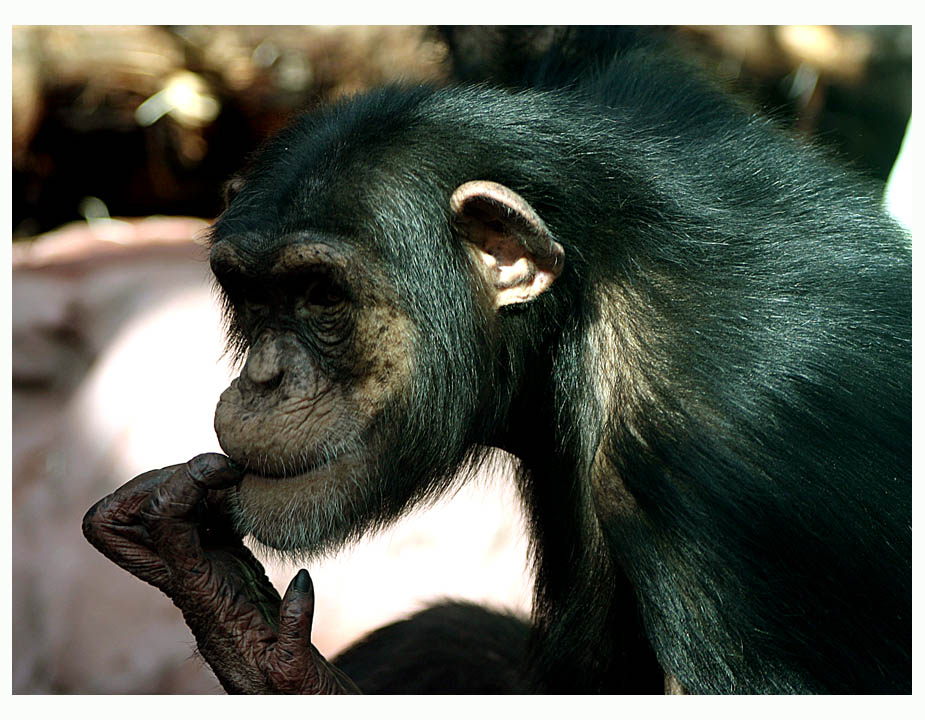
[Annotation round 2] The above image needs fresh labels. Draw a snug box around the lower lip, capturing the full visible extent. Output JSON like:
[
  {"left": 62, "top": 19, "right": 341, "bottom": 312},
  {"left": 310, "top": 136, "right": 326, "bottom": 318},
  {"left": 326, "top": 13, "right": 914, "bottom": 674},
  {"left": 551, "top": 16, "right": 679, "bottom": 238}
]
[{"left": 240, "top": 457, "right": 335, "bottom": 484}]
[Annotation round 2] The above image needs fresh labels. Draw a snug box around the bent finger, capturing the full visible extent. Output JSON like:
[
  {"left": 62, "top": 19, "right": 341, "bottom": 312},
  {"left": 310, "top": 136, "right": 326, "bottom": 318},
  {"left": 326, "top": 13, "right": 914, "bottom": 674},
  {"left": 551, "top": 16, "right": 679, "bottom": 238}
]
[
  {"left": 83, "top": 465, "right": 182, "bottom": 542},
  {"left": 82, "top": 465, "right": 186, "bottom": 575},
  {"left": 143, "top": 453, "right": 242, "bottom": 566}
]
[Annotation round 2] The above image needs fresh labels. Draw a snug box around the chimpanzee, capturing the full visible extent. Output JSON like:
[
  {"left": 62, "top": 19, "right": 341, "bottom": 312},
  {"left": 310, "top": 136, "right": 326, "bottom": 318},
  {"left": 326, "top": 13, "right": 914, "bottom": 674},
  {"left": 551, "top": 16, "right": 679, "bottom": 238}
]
[{"left": 83, "top": 27, "right": 911, "bottom": 694}]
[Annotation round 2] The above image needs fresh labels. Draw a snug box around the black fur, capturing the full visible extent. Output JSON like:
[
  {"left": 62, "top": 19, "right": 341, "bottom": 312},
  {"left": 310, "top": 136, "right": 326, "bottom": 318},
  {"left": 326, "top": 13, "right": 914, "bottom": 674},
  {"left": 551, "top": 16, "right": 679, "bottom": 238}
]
[
  {"left": 212, "top": 28, "right": 911, "bottom": 693},
  {"left": 333, "top": 602, "right": 531, "bottom": 694}
]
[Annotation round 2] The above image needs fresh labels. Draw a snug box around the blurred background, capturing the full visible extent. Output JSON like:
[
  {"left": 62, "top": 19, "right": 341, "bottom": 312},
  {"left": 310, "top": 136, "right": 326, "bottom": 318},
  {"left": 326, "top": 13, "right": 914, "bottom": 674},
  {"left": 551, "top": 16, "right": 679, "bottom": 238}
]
[{"left": 10, "top": 25, "right": 913, "bottom": 693}]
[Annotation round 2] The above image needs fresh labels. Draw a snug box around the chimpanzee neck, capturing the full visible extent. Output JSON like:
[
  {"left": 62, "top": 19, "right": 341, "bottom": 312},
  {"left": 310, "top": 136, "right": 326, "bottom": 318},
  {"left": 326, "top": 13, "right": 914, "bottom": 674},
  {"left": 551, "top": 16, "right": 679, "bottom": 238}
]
[{"left": 510, "top": 431, "right": 664, "bottom": 692}]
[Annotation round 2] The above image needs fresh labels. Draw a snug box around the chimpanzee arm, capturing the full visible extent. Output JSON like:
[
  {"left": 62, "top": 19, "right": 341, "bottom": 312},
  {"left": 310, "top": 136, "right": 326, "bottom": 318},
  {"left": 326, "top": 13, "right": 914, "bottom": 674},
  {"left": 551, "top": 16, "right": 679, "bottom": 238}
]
[{"left": 81, "top": 453, "right": 359, "bottom": 694}]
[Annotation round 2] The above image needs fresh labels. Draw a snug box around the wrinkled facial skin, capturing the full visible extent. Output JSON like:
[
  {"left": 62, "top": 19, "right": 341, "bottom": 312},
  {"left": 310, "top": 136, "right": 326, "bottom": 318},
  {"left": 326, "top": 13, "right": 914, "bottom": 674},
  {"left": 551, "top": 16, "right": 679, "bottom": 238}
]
[{"left": 210, "top": 239, "right": 414, "bottom": 556}]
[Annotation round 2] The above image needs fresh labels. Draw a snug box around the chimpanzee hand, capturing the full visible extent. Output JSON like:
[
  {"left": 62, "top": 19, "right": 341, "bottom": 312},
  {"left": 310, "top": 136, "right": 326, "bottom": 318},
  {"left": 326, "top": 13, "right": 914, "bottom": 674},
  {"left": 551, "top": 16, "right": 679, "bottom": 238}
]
[{"left": 82, "top": 453, "right": 359, "bottom": 694}]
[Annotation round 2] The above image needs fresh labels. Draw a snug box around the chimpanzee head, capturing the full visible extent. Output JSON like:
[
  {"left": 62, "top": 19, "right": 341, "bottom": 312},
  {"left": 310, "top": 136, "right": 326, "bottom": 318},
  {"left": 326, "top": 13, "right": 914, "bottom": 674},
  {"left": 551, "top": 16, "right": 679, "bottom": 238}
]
[{"left": 209, "top": 87, "right": 564, "bottom": 556}]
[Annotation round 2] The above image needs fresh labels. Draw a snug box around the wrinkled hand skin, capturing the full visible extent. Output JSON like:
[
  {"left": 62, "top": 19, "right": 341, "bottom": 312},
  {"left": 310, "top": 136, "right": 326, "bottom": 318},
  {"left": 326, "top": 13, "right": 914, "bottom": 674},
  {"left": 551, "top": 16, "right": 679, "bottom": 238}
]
[{"left": 82, "top": 453, "right": 359, "bottom": 694}]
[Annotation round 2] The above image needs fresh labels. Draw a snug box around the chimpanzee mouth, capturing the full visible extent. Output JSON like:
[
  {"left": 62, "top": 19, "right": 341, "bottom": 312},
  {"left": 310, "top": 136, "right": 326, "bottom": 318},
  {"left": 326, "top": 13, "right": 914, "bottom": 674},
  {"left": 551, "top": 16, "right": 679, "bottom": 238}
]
[
  {"left": 228, "top": 430, "right": 368, "bottom": 486},
  {"left": 241, "top": 457, "right": 335, "bottom": 481},
  {"left": 236, "top": 448, "right": 361, "bottom": 483}
]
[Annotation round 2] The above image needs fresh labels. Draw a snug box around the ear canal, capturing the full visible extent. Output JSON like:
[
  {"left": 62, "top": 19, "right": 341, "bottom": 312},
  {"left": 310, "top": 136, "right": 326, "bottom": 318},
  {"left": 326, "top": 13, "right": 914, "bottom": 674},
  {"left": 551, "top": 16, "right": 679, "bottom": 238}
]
[
  {"left": 450, "top": 181, "right": 562, "bottom": 261},
  {"left": 451, "top": 180, "right": 565, "bottom": 307}
]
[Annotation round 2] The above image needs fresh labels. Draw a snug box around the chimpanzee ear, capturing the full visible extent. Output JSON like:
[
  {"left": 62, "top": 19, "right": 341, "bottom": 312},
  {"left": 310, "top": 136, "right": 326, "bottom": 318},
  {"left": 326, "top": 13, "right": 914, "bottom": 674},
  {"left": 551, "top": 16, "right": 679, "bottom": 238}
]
[{"left": 451, "top": 180, "right": 565, "bottom": 308}]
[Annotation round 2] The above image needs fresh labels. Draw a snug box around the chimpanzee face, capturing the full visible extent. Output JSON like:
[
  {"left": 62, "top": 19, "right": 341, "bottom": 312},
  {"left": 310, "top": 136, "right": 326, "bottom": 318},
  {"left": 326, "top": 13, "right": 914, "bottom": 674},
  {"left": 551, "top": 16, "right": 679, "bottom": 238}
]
[{"left": 208, "top": 108, "right": 562, "bottom": 557}]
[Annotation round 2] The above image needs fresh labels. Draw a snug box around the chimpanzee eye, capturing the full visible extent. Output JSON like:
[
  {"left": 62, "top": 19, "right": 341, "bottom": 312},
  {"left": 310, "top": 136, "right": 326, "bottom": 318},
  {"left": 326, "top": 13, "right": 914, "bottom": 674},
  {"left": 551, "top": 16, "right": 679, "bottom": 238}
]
[
  {"left": 303, "top": 277, "right": 347, "bottom": 309},
  {"left": 245, "top": 300, "right": 270, "bottom": 316},
  {"left": 307, "top": 282, "right": 343, "bottom": 307}
]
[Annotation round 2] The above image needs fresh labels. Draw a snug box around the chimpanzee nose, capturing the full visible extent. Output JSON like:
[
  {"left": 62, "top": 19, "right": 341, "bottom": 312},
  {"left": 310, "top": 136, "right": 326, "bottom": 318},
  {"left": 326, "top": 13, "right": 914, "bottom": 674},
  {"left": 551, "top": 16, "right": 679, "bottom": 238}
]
[{"left": 244, "top": 333, "right": 285, "bottom": 393}]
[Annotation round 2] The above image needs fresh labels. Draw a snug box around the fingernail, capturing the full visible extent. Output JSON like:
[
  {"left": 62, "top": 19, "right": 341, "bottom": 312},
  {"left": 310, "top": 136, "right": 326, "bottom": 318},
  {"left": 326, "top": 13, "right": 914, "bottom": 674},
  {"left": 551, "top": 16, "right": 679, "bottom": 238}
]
[{"left": 293, "top": 568, "right": 312, "bottom": 593}]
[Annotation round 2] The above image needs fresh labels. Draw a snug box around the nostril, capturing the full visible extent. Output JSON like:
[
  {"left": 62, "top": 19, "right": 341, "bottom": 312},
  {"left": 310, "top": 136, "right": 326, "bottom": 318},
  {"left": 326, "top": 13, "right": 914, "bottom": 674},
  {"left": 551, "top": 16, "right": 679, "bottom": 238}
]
[
  {"left": 258, "top": 368, "right": 285, "bottom": 392},
  {"left": 246, "top": 362, "right": 284, "bottom": 392}
]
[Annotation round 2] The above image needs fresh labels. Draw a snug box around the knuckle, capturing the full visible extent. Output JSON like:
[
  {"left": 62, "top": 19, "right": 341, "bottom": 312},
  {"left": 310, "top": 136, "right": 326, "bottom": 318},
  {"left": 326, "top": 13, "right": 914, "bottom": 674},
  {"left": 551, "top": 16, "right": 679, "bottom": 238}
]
[
  {"left": 81, "top": 496, "right": 113, "bottom": 539},
  {"left": 185, "top": 453, "right": 239, "bottom": 489},
  {"left": 81, "top": 503, "right": 103, "bottom": 540},
  {"left": 139, "top": 487, "right": 171, "bottom": 524},
  {"left": 186, "top": 453, "right": 221, "bottom": 479}
]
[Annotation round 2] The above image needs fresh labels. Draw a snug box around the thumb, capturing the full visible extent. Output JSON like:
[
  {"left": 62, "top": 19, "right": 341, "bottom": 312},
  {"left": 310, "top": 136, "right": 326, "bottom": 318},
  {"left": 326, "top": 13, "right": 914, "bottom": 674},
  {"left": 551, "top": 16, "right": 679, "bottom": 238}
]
[{"left": 276, "top": 569, "right": 315, "bottom": 655}]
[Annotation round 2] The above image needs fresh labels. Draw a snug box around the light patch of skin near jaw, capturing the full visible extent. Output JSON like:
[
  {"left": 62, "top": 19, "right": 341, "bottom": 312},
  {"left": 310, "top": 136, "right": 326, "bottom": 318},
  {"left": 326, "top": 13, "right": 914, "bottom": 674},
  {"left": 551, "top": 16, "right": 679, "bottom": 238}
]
[{"left": 348, "top": 303, "right": 416, "bottom": 418}]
